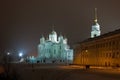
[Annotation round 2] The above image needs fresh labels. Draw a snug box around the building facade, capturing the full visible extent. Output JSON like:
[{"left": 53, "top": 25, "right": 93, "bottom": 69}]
[
  {"left": 74, "top": 9, "right": 120, "bottom": 67},
  {"left": 37, "top": 30, "right": 73, "bottom": 64},
  {"left": 74, "top": 29, "right": 120, "bottom": 67}
]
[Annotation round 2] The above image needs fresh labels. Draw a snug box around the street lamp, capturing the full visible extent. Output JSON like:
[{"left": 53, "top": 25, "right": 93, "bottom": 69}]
[
  {"left": 6, "top": 52, "right": 11, "bottom": 62},
  {"left": 19, "top": 52, "right": 24, "bottom": 62},
  {"left": 6, "top": 52, "right": 11, "bottom": 73}
]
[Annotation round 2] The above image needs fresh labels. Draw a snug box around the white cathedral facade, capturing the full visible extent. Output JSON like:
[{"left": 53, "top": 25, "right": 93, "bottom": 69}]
[{"left": 37, "top": 30, "right": 73, "bottom": 64}]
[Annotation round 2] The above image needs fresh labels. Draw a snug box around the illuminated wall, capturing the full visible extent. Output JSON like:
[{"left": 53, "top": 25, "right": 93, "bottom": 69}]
[{"left": 74, "top": 29, "right": 120, "bottom": 67}]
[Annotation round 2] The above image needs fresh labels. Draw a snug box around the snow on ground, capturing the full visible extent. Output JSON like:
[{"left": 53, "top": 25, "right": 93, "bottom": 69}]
[{"left": 10, "top": 63, "right": 120, "bottom": 80}]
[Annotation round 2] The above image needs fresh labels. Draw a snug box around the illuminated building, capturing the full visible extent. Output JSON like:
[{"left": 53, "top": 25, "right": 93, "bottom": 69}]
[
  {"left": 91, "top": 8, "right": 101, "bottom": 38},
  {"left": 74, "top": 29, "right": 120, "bottom": 67},
  {"left": 73, "top": 9, "right": 120, "bottom": 67},
  {"left": 37, "top": 30, "right": 73, "bottom": 64}
]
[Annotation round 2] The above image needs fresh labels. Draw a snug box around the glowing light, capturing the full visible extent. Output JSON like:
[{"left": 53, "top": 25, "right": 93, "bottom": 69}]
[
  {"left": 19, "top": 52, "right": 23, "bottom": 57},
  {"left": 85, "top": 50, "right": 88, "bottom": 52},
  {"left": 7, "top": 52, "right": 10, "bottom": 55}
]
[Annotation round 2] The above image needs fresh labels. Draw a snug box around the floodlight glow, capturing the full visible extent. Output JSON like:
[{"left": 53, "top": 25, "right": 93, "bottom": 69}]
[
  {"left": 7, "top": 52, "right": 10, "bottom": 55},
  {"left": 19, "top": 52, "right": 23, "bottom": 57}
]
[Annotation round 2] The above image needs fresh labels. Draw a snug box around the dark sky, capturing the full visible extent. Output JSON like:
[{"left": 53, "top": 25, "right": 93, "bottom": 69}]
[{"left": 1, "top": 0, "right": 120, "bottom": 55}]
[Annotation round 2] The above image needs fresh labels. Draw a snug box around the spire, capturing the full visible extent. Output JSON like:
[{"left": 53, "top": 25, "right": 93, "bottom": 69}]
[
  {"left": 51, "top": 24, "right": 57, "bottom": 34},
  {"left": 41, "top": 34, "right": 44, "bottom": 37},
  {"left": 94, "top": 8, "right": 98, "bottom": 23},
  {"left": 59, "top": 32, "right": 62, "bottom": 36},
  {"left": 41, "top": 34, "right": 45, "bottom": 39},
  {"left": 91, "top": 8, "right": 101, "bottom": 38},
  {"left": 52, "top": 24, "right": 55, "bottom": 31}
]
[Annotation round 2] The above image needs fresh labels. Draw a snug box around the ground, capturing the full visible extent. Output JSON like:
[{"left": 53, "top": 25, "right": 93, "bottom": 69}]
[{"left": 8, "top": 64, "right": 120, "bottom": 80}]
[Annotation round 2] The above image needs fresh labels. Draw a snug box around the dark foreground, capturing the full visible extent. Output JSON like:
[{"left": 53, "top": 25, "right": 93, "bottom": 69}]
[{"left": 2, "top": 63, "right": 120, "bottom": 80}]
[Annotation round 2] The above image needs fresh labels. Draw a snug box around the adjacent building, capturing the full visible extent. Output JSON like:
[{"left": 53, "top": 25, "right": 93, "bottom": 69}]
[
  {"left": 73, "top": 9, "right": 120, "bottom": 67},
  {"left": 74, "top": 29, "right": 120, "bottom": 67}
]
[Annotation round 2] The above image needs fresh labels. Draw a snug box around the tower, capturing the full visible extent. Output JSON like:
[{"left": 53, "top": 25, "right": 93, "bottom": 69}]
[
  {"left": 49, "top": 25, "right": 57, "bottom": 42},
  {"left": 91, "top": 8, "right": 101, "bottom": 38}
]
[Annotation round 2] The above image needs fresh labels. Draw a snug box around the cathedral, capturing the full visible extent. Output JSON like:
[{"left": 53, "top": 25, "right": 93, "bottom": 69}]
[{"left": 37, "top": 30, "right": 73, "bottom": 64}]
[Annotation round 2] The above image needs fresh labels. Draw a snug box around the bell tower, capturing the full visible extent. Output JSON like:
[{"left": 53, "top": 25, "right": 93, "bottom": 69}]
[{"left": 91, "top": 8, "right": 101, "bottom": 38}]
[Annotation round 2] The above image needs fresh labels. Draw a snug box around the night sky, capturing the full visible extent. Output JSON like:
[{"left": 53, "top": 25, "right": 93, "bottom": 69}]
[{"left": 1, "top": 0, "right": 120, "bottom": 55}]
